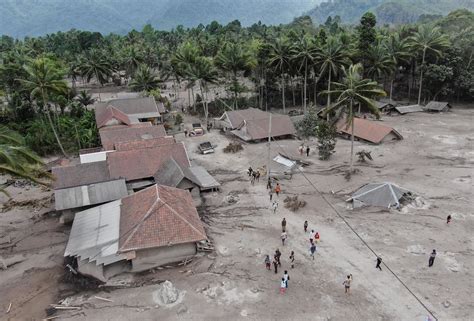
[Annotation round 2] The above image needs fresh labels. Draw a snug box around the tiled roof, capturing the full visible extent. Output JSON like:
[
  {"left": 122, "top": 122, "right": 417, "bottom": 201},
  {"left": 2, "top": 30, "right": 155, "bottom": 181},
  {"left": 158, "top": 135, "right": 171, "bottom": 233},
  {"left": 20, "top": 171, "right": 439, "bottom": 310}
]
[
  {"left": 231, "top": 114, "right": 296, "bottom": 141},
  {"left": 424, "top": 101, "right": 452, "bottom": 111},
  {"left": 52, "top": 161, "right": 110, "bottom": 189},
  {"left": 95, "top": 97, "right": 161, "bottom": 128},
  {"left": 107, "top": 142, "right": 190, "bottom": 181},
  {"left": 96, "top": 106, "right": 132, "bottom": 129},
  {"left": 119, "top": 185, "right": 207, "bottom": 252},
  {"left": 114, "top": 137, "right": 175, "bottom": 151},
  {"left": 225, "top": 108, "right": 267, "bottom": 128},
  {"left": 99, "top": 124, "right": 168, "bottom": 150},
  {"left": 337, "top": 117, "right": 403, "bottom": 144}
]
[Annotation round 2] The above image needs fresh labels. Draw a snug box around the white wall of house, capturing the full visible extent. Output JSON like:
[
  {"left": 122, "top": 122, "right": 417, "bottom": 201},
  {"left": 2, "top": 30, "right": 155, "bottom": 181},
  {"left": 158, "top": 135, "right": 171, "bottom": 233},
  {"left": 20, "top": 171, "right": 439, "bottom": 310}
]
[
  {"left": 80, "top": 151, "right": 114, "bottom": 164},
  {"left": 130, "top": 242, "right": 197, "bottom": 272}
]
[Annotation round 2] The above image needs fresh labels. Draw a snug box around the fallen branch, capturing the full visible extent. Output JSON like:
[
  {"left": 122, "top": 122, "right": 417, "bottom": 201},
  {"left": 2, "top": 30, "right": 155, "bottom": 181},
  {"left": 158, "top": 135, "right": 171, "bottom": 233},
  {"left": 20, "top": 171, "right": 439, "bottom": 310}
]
[
  {"left": 94, "top": 296, "right": 113, "bottom": 302},
  {"left": 6, "top": 302, "right": 12, "bottom": 313},
  {"left": 51, "top": 306, "right": 81, "bottom": 310}
]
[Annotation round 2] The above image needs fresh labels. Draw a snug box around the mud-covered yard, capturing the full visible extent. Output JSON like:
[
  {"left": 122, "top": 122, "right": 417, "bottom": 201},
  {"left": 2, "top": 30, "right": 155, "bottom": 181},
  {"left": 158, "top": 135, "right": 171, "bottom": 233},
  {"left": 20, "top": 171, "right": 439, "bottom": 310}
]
[{"left": 1, "top": 107, "right": 472, "bottom": 321}]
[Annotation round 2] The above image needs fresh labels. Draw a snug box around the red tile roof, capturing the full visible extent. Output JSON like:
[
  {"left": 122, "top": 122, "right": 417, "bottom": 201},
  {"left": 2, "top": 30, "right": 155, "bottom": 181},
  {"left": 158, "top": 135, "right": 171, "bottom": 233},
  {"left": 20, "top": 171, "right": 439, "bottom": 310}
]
[
  {"left": 119, "top": 185, "right": 207, "bottom": 252},
  {"left": 99, "top": 124, "right": 168, "bottom": 150},
  {"left": 114, "top": 137, "right": 175, "bottom": 151},
  {"left": 52, "top": 161, "right": 110, "bottom": 189},
  {"left": 107, "top": 142, "right": 190, "bottom": 181},
  {"left": 96, "top": 106, "right": 132, "bottom": 129},
  {"left": 225, "top": 108, "right": 267, "bottom": 128},
  {"left": 336, "top": 117, "right": 403, "bottom": 144}
]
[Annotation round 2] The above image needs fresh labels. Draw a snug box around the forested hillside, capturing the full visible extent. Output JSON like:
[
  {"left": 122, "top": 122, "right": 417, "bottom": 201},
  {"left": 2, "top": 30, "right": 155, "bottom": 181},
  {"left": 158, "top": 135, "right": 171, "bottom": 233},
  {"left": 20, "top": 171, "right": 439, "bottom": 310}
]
[
  {"left": 0, "top": 0, "right": 319, "bottom": 37},
  {"left": 307, "top": 0, "right": 474, "bottom": 24}
]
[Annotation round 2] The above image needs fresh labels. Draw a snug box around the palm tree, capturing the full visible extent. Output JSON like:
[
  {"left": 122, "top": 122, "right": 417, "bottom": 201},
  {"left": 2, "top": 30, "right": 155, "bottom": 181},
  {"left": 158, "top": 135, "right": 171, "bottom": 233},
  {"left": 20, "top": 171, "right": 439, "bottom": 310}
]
[
  {"left": 0, "top": 126, "right": 47, "bottom": 195},
  {"left": 19, "top": 58, "right": 69, "bottom": 157},
  {"left": 268, "top": 38, "right": 291, "bottom": 113},
  {"left": 75, "top": 90, "right": 95, "bottom": 107},
  {"left": 323, "top": 64, "right": 386, "bottom": 173},
  {"left": 291, "top": 36, "right": 317, "bottom": 114},
  {"left": 316, "top": 37, "right": 350, "bottom": 113},
  {"left": 384, "top": 33, "right": 411, "bottom": 101},
  {"left": 365, "top": 42, "right": 395, "bottom": 82},
  {"left": 120, "top": 45, "right": 145, "bottom": 78},
  {"left": 79, "top": 50, "right": 114, "bottom": 101},
  {"left": 408, "top": 26, "right": 450, "bottom": 105},
  {"left": 215, "top": 42, "right": 256, "bottom": 109},
  {"left": 187, "top": 57, "right": 218, "bottom": 125},
  {"left": 129, "top": 65, "right": 161, "bottom": 92},
  {"left": 171, "top": 42, "right": 201, "bottom": 108}
]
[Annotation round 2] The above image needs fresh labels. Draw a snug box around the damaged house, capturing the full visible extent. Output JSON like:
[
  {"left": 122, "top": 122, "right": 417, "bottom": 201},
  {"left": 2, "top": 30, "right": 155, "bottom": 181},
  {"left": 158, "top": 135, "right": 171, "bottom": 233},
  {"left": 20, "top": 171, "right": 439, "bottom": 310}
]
[
  {"left": 336, "top": 117, "right": 403, "bottom": 144},
  {"left": 64, "top": 184, "right": 208, "bottom": 281}
]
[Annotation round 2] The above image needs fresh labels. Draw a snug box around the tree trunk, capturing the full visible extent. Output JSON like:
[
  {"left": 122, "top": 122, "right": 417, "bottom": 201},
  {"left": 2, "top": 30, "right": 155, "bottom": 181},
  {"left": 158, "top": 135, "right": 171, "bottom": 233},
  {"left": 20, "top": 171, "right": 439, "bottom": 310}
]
[
  {"left": 303, "top": 61, "right": 308, "bottom": 114},
  {"left": 42, "top": 90, "right": 67, "bottom": 157},
  {"left": 326, "top": 72, "right": 331, "bottom": 121},
  {"left": 349, "top": 100, "right": 354, "bottom": 174},
  {"left": 389, "top": 78, "right": 394, "bottom": 102},
  {"left": 281, "top": 72, "right": 286, "bottom": 113},
  {"left": 291, "top": 78, "right": 296, "bottom": 106},
  {"left": 417, "top": 48, "right": 426, "bottom": 106},
  {"left": 200, "top": 83, "right": 208, "bottom": 126},
  {"left": 191, "top": 87, "right": 196, "bottom": 112},
  {"left": 187, "top": 84, "right": 191, "bottom": 108}
]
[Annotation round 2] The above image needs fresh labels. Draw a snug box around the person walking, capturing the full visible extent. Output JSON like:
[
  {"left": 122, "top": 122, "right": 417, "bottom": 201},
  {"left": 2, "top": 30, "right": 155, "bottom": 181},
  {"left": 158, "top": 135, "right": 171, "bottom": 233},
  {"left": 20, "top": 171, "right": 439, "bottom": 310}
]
[
  {"left": 299, "top": 145, "right": 304, "bottom": 155},
  {"left": 256, "top": 171, "right": 260, "bottom": 182},
  {"left": 273, "top": 258, "right": 278, "bottom": 274},
  {"left": 310, "top": 243, "right": 316, "bottom": 259},
  {"left": 309, "top": 230, "right": 315, "bottom": 243},
  {"left": 281, "top": 218, "right": 287, "bottom": 232},
  {"left": 269, "top": 189, "right": 273, "bottom": 201},
  {"left": 275, "top": 183, "right": 281, "bottom": 197},
  {"left": 272, "top": 201, "right": 278, "bottom": 214},
  {"left": 248, "top": 167, "right": 253, "bottom": 177},
  {"left": 281, "top": 231, "right": 287, "bottom": 246},
  {"left": 265, "top": 255, "right": 271, "bottom": 270},
  {"left": 280, "top": 278, "right": 286, "bottom": 294},
  {"left": 289, "top": 251, "right": 295, "bottom": 268},
  {"left": 304, "top": 220, "right": 308, "bottom": 233},
  {"left": 306, "top": 146, "right": 310, "bottom": 157},
  {"left": 275, "top": 249, "right": 282, "bottom": 266},
  {"left": 343, "top": 275, "right": 352, "bottom": 294},
  {"left": 314, "top": 232, "right": 320, "bottom": 243},
  {"left": 447, "top": 215, "right": 452, "bottom": 224},
  {"left": 251, "top": 172, "right": 256, "bottom": 185},
  {"left": 283, "top": 270, "right": 290, "bottom": 288},
  {"left": 267, "top": 177, "right": 272, "bottom": 190},
  {"left": 376, "top": 257, "right": 382, "bottom": 271},
  {"left": 428, "top": 250, "right": 437, "bottom": 267}
]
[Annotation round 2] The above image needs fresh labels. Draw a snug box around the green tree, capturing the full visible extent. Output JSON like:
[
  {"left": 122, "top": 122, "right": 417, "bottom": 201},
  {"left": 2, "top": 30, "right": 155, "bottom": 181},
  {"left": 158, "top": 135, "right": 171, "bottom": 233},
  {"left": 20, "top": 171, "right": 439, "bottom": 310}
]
[
  {"left": 316, "top": 37, "right": 349, "bottom": 112},
  {"left": 291, "top": 36, "right": 317, "bottom": 114},
  {"left": 187, "top": 57, "right": 219, "bottom": 125},
  {"left": 0, "top": 126, "right": 47, "bottom": 195},
  {"left": 384, "top": 33, "right": 411, "bottom": 101},
  {"left": 268, "top": 38, "right": 291, "bottom": 113},
  {"left": 129, "top": 64, "right": 161, "bottom": 92},
  {"left": 315, "top": 121, "right": 337, "bottom": 160},
  {"left": 357, "top": 12, "right": 377, "bottom": 71},
  {"left": 79, "top": 50, "right": 114, "bottom": 100},
  {"left": 215, "top": 42, "right": 256, "bottom": 109},
  {"left": 408, "top": 26, "right": 450, "bottom": 105},
  {"left": 18, "top": 57, "right": 69, "bottom": 156},
  {"left": 323, "top": 64, "right": 386, "bottom": 173},
  {"left": 75, "top": 90, "right": 95, "bottom": 107}
]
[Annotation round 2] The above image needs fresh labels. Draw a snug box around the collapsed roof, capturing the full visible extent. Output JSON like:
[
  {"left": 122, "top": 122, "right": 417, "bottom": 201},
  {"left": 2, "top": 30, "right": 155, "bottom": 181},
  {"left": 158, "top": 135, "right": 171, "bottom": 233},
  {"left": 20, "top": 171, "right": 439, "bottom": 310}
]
[
  {"left": 349, "top": 182, "right": 411, "bottom": 209},
  {"left": 424, "top": 101, "right": 452, "bottom": 112},
  {"left": 336, "top": 117, "right": 403, "bottom": 144}
]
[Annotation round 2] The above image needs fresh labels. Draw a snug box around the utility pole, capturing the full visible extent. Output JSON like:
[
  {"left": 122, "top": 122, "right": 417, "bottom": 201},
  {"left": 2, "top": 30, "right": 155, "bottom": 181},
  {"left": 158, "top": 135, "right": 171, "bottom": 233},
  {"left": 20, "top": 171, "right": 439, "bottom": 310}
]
[{"left": 267, "top": 113, "right": 272, "bottom": 179}]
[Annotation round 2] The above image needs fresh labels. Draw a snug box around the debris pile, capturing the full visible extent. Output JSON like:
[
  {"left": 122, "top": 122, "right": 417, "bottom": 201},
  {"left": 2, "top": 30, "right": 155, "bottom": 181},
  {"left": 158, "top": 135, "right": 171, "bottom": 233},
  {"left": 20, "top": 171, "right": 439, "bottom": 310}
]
[
  {"left": 223, "top": 142, "right": 243, "bottom": 153},
  {"left": 356, "top": 150, "right": 373, "bottom": 163},
  {"left": 1, "top": 195, "right": 52, "bottom": 213},
  {"left": 224, "top": 191, "right": 240, "bottom": 204},
  {"left": 152, "top": 281, "right": 185, "bottom": 307},
  {"left": 283, "top": 195, "right": 306, "bottom": 211}
]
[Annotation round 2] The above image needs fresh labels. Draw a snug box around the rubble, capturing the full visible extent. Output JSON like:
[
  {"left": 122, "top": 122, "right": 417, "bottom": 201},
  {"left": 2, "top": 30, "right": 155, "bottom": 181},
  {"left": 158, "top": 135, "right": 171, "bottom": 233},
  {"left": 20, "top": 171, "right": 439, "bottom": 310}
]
[
  {"left": 223, "top": 142, "right": 243, "bottom": 153},
  {"left": 283, "top": 195, "right": 306, "bottom": 212}
]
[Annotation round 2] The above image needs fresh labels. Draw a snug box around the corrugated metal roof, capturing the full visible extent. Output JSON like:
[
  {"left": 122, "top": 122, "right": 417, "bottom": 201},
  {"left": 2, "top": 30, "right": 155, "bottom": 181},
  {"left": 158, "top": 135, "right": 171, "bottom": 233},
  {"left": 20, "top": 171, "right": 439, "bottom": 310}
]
[
  {"left": 225, "top": 108, "right": 267, "bottom": 128},
  {"left": 64, "top": 200, "right": 126, "bottom": 266},
  {"left": 424, "top": 101, "right": 451, "bottom": 111},
  {"left": 185, "top": 166, "right": 220, "bottom": 190},
  {"left": 337, "top": 118, "right": 403, "bottom": 144},
  {"left": 350, "top": 182, "right": 410, "bottom": 209},
  {"left": 154, "top": 158, "right": 187, "bottom": 187},
  {"left": 52, "top": 161, "right": 111, "bottom": 189},
  {"left": 55, "top": 179, "right": 128, "bottom": 211},
  {"left": 231, "top": 114, "right": 296, "bottom": 141},
  {"left": 395, "top": 105, "right": 424, "bottom": 114}
]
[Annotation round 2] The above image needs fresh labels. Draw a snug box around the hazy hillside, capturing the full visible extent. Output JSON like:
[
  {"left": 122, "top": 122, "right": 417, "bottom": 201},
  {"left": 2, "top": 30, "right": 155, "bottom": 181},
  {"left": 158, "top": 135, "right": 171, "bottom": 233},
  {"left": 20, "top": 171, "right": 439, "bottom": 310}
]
[
  {"left": 306, "top": 0, "right": 474, "bottom": 24},
  {"left": 0, "top": 0, "right": 320, "bottom": 37}
]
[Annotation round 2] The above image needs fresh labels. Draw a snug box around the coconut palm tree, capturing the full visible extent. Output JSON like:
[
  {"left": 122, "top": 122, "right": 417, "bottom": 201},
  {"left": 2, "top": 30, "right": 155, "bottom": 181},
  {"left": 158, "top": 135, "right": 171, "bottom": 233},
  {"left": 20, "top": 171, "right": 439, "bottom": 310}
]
[
  {"left": 322, "top": 64, "right": 386, "bottom": 174},
  {"left": 129, "top": 64, "right": 162, "bottom": 92},
  {"left": 408, "top": 26, "right": 450, "bottom": 105},
  {"left": 75, "top": 90, "right": 95, "bottom": 107},
  {"left": 267, "top": 38, "right": 291, "bottom": 113},
  {"left": 384, "top": 33, "right": 411, "bottom": 101},
  {"left": 171, "top": 42, "right": 201, "bottom": 108},
  {"left": 186, "top": 56, "right": 218, "bottom": 125},
  {"left": 215, "top": 42, "right": 256, "bottom": 109},
  {"left": 0, "top": 126, "right": 47, "bottom": 195},
  {"left": 316, "top": 37, "right": 350, "bottom": 113},
  {"left": 365, "top": 42, "right": 395, "bottom": 82},
  {"left": 79, "top": 50, "right": 114, "bottom": 101},
  {"left": 291, "top": 36, "right": 317, "bottom": 114},
  {"left": 19, "top": 57, "right": 69, "bottom": 157},
  {"left": 120, "top": 45, "right": 145, "bottom": 78}
]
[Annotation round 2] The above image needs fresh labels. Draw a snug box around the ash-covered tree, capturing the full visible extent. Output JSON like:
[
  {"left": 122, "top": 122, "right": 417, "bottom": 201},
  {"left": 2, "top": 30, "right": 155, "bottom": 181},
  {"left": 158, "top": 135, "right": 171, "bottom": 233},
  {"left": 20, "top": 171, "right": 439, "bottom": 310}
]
[
  {"left": 357, "top": 12, "right": 377, "bottom": 72},
  {"left": 296, "top": 106, "right": 319, "bottom": 138},
  {"left": 315, "top": 121, "right": 337, "bottom": 160}
]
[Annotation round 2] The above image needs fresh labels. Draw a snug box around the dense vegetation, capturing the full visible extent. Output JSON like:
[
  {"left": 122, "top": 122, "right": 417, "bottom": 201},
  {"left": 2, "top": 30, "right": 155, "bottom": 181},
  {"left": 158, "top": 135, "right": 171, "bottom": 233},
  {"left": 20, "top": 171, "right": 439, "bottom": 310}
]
[
  {"left": 307, "top": 0, "right": 473, "bottom": 25},
  {"left": 0, "top": 9, "right": 472, "bottom": 161}
]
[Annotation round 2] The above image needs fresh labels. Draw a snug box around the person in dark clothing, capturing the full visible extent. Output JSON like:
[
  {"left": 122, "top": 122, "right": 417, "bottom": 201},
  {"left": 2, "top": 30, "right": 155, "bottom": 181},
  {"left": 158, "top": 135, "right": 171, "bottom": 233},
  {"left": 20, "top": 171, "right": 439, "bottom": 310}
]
[
  {"left": 248, "top": 167, "right": 253, "bottom": 177},
  {"left": 429, "top": 250, "right": 437, "bottom": 267},
  {"left": 184, "top": 129, "right": 188, "bottom": 137},
  {"left": 376, "top": 257, "right": 382, "bottom": 271},
  {"left": 306, "top": 146, "right": 310, "bottom": 156},
  {"left": 273, "top": 259, "right": 278, "bottom": 274},
  {"left": 447, "top": 215, "right": 452, "bottom": 224},
  {"left": 256, "top": 171, "right": 260, "bottom": 182},
  {"left": 267, "top": 177, "right": 272, "bottom": 190},
  {"left": 275, "top": 249, "right": 282, "bottom": 266},
  {"left": 283, "top": 270, "right": 290, "bottom": 288},
  {"left": 281, "top": 218, "right": 287, "bottom": 232},
  {"left": 289, "top": 251, "right": 295, "bottom": 268},
  {"left": 304, "top": 220, "right": 308, "bottom": 233}
]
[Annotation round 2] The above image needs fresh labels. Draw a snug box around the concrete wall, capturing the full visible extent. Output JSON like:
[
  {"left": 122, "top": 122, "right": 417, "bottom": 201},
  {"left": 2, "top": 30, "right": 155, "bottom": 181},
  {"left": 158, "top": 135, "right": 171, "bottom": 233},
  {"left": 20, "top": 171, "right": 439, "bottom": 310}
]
[
  {"left": 77, "top": 259, "right": 130, "bottom": 282},
  {"left": 131, "top": 243, "right": 197, "bottom": 272}
]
